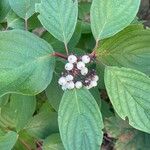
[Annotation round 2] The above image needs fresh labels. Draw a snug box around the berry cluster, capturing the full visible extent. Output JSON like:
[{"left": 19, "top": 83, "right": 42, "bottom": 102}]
[{"left": 58, "top": 54, "right": 99, "bottom": 90}]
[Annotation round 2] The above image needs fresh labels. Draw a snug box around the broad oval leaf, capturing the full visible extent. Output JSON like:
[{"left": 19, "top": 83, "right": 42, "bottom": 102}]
[
  {"left": 46, "top": 60, "right": 65, "bottom": 111},
  {"left": 0, "top": 94, "right": 36, "bottom": 131},
  {"left": 42, "top": 133, "right": 64, "bottom": 150},
  {"left": 25, "top": 102, "right": 58, "bottom": 139},
  {"left": 36, "top": 0, "right": 78, "bottom": 44},
  {"left": 0, "top": 131, "right": 18, "bottom": 150},
  {"left": 6, "top": 10, "right": 25, "bottom": 30},
  {"left": 97, "top": 25, "right": 150, "bottom": 75},
  {"left": 90, "top": 0, "right": 140, "bottom": 40},
  {"left": 105, "top": 116, "right": 150, "bottom": 150},
  {"left": 0, "top": 30, "right": 55, "bottom": 97},
  {"left": 0, "top": 0, "right": 11, "bottom": 22},
  {"left": 58, "top": 88, "right": 104, "bottom": 150},
  {"left": 105, "top": 66, "right": 150, "bottom": 133},
  {"left": 9, "top": 0, "right": 41, "bottom": 19}
]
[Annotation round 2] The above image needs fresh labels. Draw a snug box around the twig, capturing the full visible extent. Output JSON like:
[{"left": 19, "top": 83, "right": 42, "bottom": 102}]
[
  {"left": 52, "top": 52, "right": 67, "bottom": 60},
  {"left": 64, "top": 43, "right": 69, "bottom": 55},
  {"left": 91, "top": 40, "right": 99, "bottom": 57},
  {"left": 25, "top": 17, "right": 28, "bottom": 31}
]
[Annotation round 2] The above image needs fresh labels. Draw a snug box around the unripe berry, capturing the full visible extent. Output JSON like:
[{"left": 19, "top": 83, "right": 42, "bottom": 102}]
[
  {"left": 82, "top": 55, "right": 90, "bottom": 64},
  {"left": 58, "top": 77, "right": 67, "bottom": 85},
  {"left": 68, "top": 55, "right": 77, "bottom": 63},
  {"left": 75, "top": 81, "right": 82, "bottom": 89},
  {"left": 77, "top": 61, "right": 85, "bottom": 70},
  {"left": 65, "top": 63, "right": 73, "bottom": 71},
  {"left": 66, "top": 81, "right": 75, "bottom": 89},
  {"left": 81, "top": 67, "right": 88, "bottom": 75}
]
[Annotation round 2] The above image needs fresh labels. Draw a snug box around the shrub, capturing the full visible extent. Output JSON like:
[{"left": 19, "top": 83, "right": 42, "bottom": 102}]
[{"left": 0, "top": 0, "right": 150, "bottom": 150}]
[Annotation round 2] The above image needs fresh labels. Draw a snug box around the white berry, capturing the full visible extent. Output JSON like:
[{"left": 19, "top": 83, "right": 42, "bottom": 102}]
[
  {"left": 68, "top": 55, "right": 77, "bottom": 63},
  {"left": 85, "top": 84, "right": 93, "bottom": 89},
  {"left": 66, "top": 81, "right": 75, "bottom": 90},
  {"left": 77, "top": 61, "right": 85, "bottom": 70},
  {"left": 75, "top": 81, "right": 82, "bottom": 89},
  {"left": 91, "top": 81, "right": 97, "bottom": 87},
  {"left": 65, "top": 74, "right": 74, "bottom": 81},
  {"left": 58, "top": 77, "right": 67, "bottom": 85},
  {"left": 62, "top": 85, "right": 67, "bottom": 91},
  {"left": 93, "top": 75, "right": 99, "bottom": 81},
  {"left": 82, "top": 55, "right": 90, "bottom": 64},
  {"left": 65, "top": 63, "right": 73, "bottom": 71},
  {"left": 81, "top": 67, "right": 88, "bottom": 75}
]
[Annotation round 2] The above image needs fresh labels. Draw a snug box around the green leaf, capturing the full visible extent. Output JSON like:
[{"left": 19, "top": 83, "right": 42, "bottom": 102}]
[
  {"left": 105, "top": 116, "right": 132, "bottom": 138},
  {"left": 0, "top": 94, "right": 36, "bottom": 131},
  {"left": 115, "top": 131, "right": 150, "bottom": 150},
  {"left": 6, "top": 10, "right": 25, "bottom": 30},
  {"left": 0, "top": 95, "right": 9, "bottom": 106},
  {"left": 97, "top": 25, "right": 150, "bottom": 75},
  {"left": 46, "top": 60, "right": 64, "bottom": 111},
  {"left": 8, "top": 0, "right": 41, "bottom": 19},
  {"left": 28, "top": 14, "right": 42, "bottom": 30},
  {"left": 68, "top": 21, "right": 82, "bottom": 48},
  {"left": 25, "top": 103, "right": 58, "bottom": 139},
  {"left": 42, "top": 21, "right": 82, "bottom": 53},
  {"left": 14, "top": 131, "right": 36, "bottom": 150},
  {"left": 46, "top": 74, "right": 63, "bottom": 111},
  {"left": 105, "top": 116, "right": 150, "bottom": 150},
  {"left": 36, "top": 0, "right": 78, "bottom": 44},
  {"left": 0, "top": 0, "right": 11, "bottom": 22},
  {"left": 104, "top": 66, "right": 150, "bottom": 133},
  {"left": 0, "top": 131, "right": 18, "bottom": 150},
  {"left": 0, "top": 30, "right": 55, "bottom": 97},
  {"left": 90, "top": 0, "right": 140, "bottom": 40},
  {"left": 42, "top": 133, "right": 64, "bottom": 150},
  {"left": 78, "top": 2, "right": 91, "bottom": 20},
  {"left": 58, "top": 88, "right": 104, "bottom": 150},
  {"left": 10, "top": 94, "right": 36, "bottom": 130}
]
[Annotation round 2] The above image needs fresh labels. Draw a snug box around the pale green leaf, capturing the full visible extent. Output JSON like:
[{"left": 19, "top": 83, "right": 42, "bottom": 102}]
[
  {"left": 0, "top": 94, "right": 9, "bottom": 106},
  {"left": 0, "top": 94, "right": 36, "bottom": 131},
  {"left": 25, "top": 103, "right": 58, "bottom": 139},
  {"left": 36, "top": 0, "right": 78, "bottom": 44},
  {"left": 0, "top": 0, "right": 10, "bottom": 22},
  {"left": 13, "top": 131, "right": 36, "bottom": 150},
  {"left": 46, "top": 60, "right": 65, "bottom": 111},
  {"left": 115, "top": 131, "right": 150, "bottom": 150},
  {"left": 46, "top": 74, "right": 63, "bottom": 111},
  {"left": 6, "top": 10, "right": 25, "bottom": 30},
  {"left": 91, "top": 0, "right": 140, "bottom": 40},
  {"left": 42, "top": 133, "right": 64, "bottom": 150},
  {"left": 105, "top": 116, "right": 150, "bottom": 150},
  {"left": 8, "top": 0, "right": 41, "bottom": 19},
  {"left": 0, "top": 30, "right": 55, "bottom": 97},
  {"left": 105, "top": 66, "right": 150, "bottom": 133},
  {"left": 97, "top": 25, "right": 150, "bottom": 75},
  {"left": 58, "top": 88, "right": 104, "bottom": 150},
  {"left": 105, "top": 116, "right": 132, "bottom": 138},
  {"left": 0, "top": 131, "right": 18, "bottom": 150}
]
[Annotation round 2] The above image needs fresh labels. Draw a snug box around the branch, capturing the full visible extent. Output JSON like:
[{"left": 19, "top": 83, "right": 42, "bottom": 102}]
[
  {"left": 64, "top": 43, "right": 69, "bottom": 55},
  {"left": 25, "top": 16, "right": 28, "bottom": 31},
  {"left": 52, "top": 52, "right": 67, "bottom": 60}
]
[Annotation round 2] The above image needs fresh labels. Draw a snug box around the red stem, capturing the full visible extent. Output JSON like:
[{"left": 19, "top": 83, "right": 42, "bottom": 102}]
[
  {"left": 90, "top": 39, "right": 99, "bottom": 57},
  {"left": 52, "top": 52, "right": 67, "bottom": 60}
]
